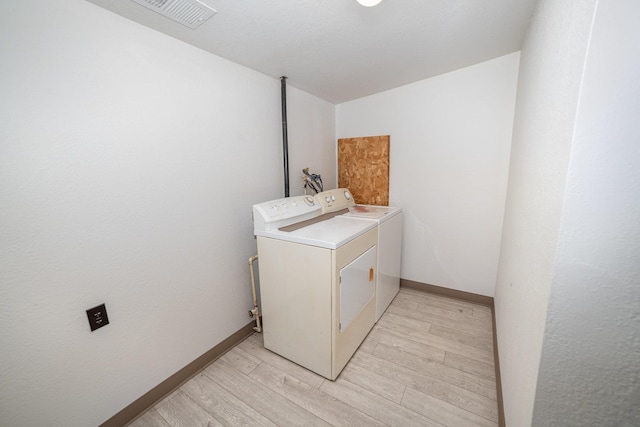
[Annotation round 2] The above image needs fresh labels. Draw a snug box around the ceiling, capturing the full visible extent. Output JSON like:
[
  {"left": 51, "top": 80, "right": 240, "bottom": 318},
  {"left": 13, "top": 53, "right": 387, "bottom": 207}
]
[{"left": 86, "top": 0, "right": 539, "bottom": 104}]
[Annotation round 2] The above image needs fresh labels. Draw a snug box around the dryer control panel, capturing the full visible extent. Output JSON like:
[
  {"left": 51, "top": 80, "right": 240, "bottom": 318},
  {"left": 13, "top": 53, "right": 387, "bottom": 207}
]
[{"left": 314, "top": 188, "right": 356, "bottom": 214}]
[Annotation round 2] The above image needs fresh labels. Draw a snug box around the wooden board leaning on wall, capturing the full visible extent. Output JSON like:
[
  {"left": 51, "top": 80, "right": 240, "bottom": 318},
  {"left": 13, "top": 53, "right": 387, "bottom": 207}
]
[{"left": 337, "top": 135, "right": 390, "bottom": 206}]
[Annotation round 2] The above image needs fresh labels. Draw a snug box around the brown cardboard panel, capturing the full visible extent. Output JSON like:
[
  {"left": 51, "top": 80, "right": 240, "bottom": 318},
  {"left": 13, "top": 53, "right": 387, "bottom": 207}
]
[{"left": 338, "top": 135, "right": 390, "bottom": 206}]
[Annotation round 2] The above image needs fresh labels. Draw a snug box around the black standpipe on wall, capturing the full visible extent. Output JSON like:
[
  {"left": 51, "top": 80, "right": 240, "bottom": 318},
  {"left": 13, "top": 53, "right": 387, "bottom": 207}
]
[{"left": 281, "top": 76, "right": 290, "bottom": 197}]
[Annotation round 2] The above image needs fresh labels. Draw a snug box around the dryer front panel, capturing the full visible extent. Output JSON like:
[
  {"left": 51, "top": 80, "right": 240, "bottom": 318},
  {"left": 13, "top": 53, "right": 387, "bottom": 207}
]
[{"left": 339, "top": 245, "right": 376, "bottom": 332}]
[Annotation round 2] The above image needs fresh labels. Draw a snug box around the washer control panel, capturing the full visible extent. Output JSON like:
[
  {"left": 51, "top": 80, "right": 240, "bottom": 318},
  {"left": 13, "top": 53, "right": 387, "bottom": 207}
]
[
  {"left": 253, "top": 195, "right": 321, "bottom": 232},
  {"left": 314, "top": 188, "right": 356, "bottom": 213}
]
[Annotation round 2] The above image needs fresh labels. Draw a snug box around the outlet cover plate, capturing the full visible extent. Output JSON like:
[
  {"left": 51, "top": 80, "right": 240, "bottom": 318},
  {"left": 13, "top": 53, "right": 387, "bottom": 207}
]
[{"left": 86, "top": 303, "right": 109, "bottom": 331}]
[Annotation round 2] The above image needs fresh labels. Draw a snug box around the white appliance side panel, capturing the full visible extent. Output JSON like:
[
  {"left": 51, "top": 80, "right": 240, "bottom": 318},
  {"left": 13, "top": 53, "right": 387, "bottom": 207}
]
[
  {"left": 339, "top": 246, "right": 376, "bottom": 331},
  {"left": 256, "top": 236, "right": 332, "bottom": 378},
  {"left": 376, "top": 212, "right": 403, "bottom": 321}
]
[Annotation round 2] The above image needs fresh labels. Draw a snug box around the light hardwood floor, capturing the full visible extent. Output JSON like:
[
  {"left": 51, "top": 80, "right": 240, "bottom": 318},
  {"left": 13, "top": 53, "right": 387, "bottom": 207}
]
[{"left": 128, "top": 288, "right": 499, "bottom": 426}]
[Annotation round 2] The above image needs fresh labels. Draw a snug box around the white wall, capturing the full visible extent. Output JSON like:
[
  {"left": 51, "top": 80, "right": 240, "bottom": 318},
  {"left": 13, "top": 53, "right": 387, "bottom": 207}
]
[
  {"left": 336, "top": 53, "right": 519, "bottom": 297},
  {"left": 0, "top": 1, "right": 335, "bottom": 425},
  {"left": 287, "top": 85, "right": 337, "bottom": 194},
  {"left": 532, "top": 0, "right": 640, "bottom": 424},
  {"left": 493, "top": 0, "right": 598, "bottom": 424}
]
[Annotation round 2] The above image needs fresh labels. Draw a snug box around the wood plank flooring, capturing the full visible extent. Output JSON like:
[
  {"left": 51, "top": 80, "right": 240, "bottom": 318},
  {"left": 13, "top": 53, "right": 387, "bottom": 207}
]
[{"left": 128, "top": 288, "right": 499, "bottom": 426}]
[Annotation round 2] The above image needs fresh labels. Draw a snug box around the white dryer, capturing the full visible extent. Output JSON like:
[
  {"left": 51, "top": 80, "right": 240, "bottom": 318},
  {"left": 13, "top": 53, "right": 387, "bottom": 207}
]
[
  {"left": 315, "top": 189, "right": 403, "bottom": 322},
  {"left": 252, "top": 193, "right": 377, "bottom": 380}
]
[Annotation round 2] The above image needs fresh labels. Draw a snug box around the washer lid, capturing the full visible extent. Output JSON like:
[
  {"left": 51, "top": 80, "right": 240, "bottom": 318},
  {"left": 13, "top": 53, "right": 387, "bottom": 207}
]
[{"left": 255, "top": 215, "right": 377, "bottom": 249}]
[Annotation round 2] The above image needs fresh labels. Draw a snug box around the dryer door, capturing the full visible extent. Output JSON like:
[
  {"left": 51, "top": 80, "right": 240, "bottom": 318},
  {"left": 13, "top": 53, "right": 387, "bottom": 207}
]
[{"left": 339, "top": 245, "right": 376, "bottom": 331}]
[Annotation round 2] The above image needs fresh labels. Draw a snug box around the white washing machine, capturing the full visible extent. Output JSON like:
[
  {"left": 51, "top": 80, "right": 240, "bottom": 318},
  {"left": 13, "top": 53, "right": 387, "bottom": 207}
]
[
  {"left": 252, "top": 192, "right": 378, "bottom": 380},
  {"left": 315, "top": 189, "right": 403, "bottom": 322}
]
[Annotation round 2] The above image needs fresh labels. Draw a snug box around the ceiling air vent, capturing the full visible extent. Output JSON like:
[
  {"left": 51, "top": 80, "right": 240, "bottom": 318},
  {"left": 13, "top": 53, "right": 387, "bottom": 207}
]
[{"left": 130, "top": 0, "right": 217, "bottom": 29}]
